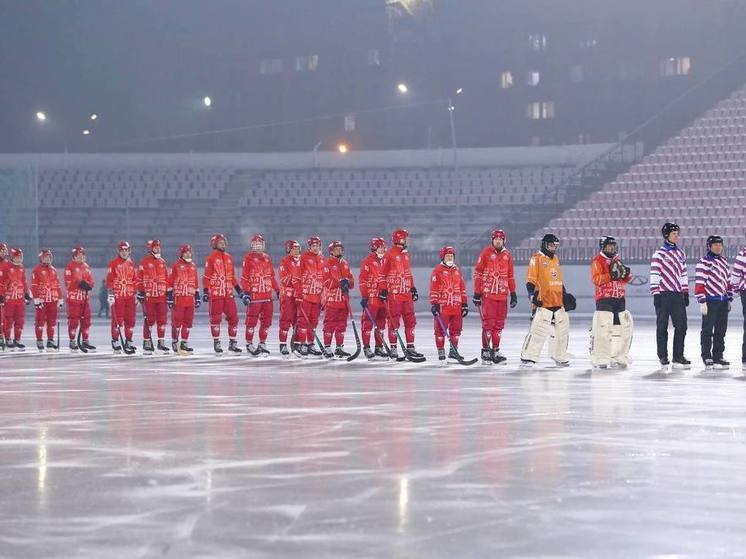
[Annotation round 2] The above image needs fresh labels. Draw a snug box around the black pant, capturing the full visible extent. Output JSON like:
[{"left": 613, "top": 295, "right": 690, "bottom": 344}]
[
  {"left": 655, "top": 291, "right": 687, "bottom": 360},
  {"left": 741, "top": 292, "right": 746, "bottom": 362},
  {"left": 597, "top": 297, "right": 625, "bottom": 325},
  {"left": 701, "top": 300, "right": 728, "bottom": 361}
]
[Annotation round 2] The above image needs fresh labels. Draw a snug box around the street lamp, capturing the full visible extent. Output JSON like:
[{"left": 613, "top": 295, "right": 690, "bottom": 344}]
[
  {"left": 203, "top": 96, "right": 212, "bottom": 108},
  {"left": 337, "top": 143, "right": 349, "bottom": 154},
  {"left": 397, "top": 83, "right": 409, "bottom": 94},
  {"left": 90, "top": 113, "right": 98, "bottom": 121},
  {"left": 35, "top": 111, "right": 47, "bottom": 122}
]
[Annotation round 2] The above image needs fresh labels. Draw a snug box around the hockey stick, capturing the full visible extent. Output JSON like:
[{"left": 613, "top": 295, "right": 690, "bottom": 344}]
[
  {"left": 297, "top": 301, "right": 326, "bottom": 354},
  {"left": 344, "top": 297, "right": 361, "bottom": 362},
  {"left": 0, "top": 304, "right": 5, "bottom": 351},
  {"left": 435, "top": 313, "right": 478, "bottom": 366},
  {"left": 384, "top": 300, "right": 426, "bottom": 363},
  {"left": 77, "top": 290, "right": 89, "bottom": 353},
  {"left": 362, "top": 304, "right": 392, "bottom": 358}
]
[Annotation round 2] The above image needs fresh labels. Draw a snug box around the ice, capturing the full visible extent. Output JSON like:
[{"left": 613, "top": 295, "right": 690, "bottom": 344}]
[{"left": 1, "top": 315, "right": 746, "bottom": 557}]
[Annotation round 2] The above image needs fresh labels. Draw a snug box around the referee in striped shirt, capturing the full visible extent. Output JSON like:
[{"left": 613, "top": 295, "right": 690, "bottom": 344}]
[
  {"left": 695, "top": 235, "right": 731, "bottom": 369},
  {"left": 650, "top": 222, "right": 690, "bottom": 368}
]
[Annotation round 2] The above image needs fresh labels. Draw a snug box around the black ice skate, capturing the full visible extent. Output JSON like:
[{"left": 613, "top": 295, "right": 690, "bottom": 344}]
[
  {"left": 672, "top": 357, "right": 691, "bottom": 370},
  {"left": 279, "top": 343, "right": 290, "bottom": 358},
  {"left": 81, "top": 340, "right": 96, "bottom": 353},
  {"left": 112, "top": 339, "right": 122, "bottom": 354},
  {"left": 178, "top": 341, "right": 193, "bottom": 355},
  {"left": 480, "top": 348, "right": 492, "bottom": 365},
  {"left": 13, "top": 340, "right": 25, "bottom": 351},
  {"left": 123, "top": 339, "right": 136, "bottom": 355},
  {"left": 228, "top": 340, "right": 242, "bottom": 353},
  {"left": 322, "top": 346, "right": 334, "bottom": 359},
  {"left": 213, "top": 340, "right": 223, "bottom": 354},
  {"left": 334, "top": 346, "right": 351, "bottom": 359},
  {"left": 156, "top": 340, "right": 170, "bottom": 354},
  {"left": 143, "top": 339, "right": 154, "bottom": 355},
  {"left": 492, "top": 350, "right": 507, "bottom": 365},
  {"left": 364, "top": 347, "right": 375, "bottom": 360},
  {"left": 257, "top": 342, "right": 270, "bottom": 357},
  {"left": 374, "top": 346, "right": 390, "bottom": 360},
  {"left": 36, "top": 340, "right": 45, "bottom": 352},
  {"left": 713, "top": 359, "right": 730, "bottom": 370},
  {"left": 69, "top": 340, "right": 79, "bottom": 352},
  {"left": 46, "top": 340, "right": 59, "bottom": 352}
]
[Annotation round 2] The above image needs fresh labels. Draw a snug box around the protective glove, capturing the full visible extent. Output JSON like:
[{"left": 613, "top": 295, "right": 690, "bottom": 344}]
[
  {"left": 472, "top": 293, "right": 482, "bottom": 307},
  {"left": 461, "top": 303, "right": 469, "bottom": 317},
  {"left": 431, "top": 303, "right": 440, "bottom": 316},
  {"left": 510, "top": 292, "right": 518, "bottom": 309}
]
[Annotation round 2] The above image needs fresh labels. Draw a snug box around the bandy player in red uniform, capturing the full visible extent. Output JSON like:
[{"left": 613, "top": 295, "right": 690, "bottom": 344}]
[
  {"left": 106, "top": 241, "right": 137, "bottom": 354},
  {"left": 168, "top": 244, "right": 200, "bottom": 354},
  {"left": 0, "top": 248, "right": 32, "bottom": 350},
  {"left": 31, "top": 249, "right": 63, "bottom": 352},
  {"left": 379, "top": 228, "right": 423, "bottom": 361},
  {"left": 472, "top": 229, "right": 517, "bottom": 365},
  {"left": 240, "top": 234, "right": 279, "bottom": 356},
  {"left": 295, "top": 236, "right": 325, "bottom": 357},
  {"left": 203, "top": 234, "right": 249, "bottom": 354},
  {"left": 359, "top": 237, "right": 389, "bottom": 360},
  {"left": 136, "top": 239, "right": 170, "bottom": 354},
  {"left": 322, "top": 240, "right": 354, "bottom": 359},
  {"left": 65, "top": 246, "right": 95, "bottom": 352},
  {"left": 430, "top": 246, "right": 468, "bottom": 364},
  {"left": 278, "top": 240, "right": 301, "bottom": 358}
]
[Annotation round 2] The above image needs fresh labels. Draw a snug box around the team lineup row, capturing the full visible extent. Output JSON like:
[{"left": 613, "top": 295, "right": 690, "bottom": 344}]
[{"left": 0, "top": 222, "right": 745, "bottom": 368}]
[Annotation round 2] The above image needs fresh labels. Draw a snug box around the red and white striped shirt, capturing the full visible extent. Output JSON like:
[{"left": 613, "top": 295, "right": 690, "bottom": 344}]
[
  {"left": 731, "top": 247, "right": 746, "bottom": 293},
  {"left": 649, "top": 242, "right": 688, "bottom": 295},
  {"left": 695, "top": 252, "right": 732, "bottom": 302}
]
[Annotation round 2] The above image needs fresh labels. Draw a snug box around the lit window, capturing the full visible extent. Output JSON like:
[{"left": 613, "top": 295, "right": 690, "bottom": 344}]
[
  {"left": 542, "top": 101, "right": 555, "bottom": 119},
  {"left": 526, "top": 101, "right": 555, "bottom": 120},
  {"left": 527, "top": 102, "right": 541, "bottom": 119},
  {"left": 295, "top": 55, "right": 319, "bottom": 72},
  {"left": 529, "top": 34, "right": 547, "bottom": 52},
  {"left": 344, "top": 114, "right": 356, "bottom": 132},
  {"left": 368, "top": 49, "right": 381, "bottom": 66},
  {"left": 659, "top": 56, "right": 691, "bottom": 77},
  {"left": 527, "top": 71, "right": 540, "bottom": 87},
  {"left": 259, "top": 58, "right": 283, "bottom": 75},
  {"left": 500, "top": 71, "right": 514, "bottom": 89}
]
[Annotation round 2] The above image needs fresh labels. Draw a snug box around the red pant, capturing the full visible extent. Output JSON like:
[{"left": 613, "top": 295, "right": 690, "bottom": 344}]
[
  {"left": 297, "top": 300, "right": 321, "bottom": 344},
  {"left": 279, "top": 297, "right": 298, "bottom": 343},
  {"left": 67, "top": 299, "right": 91, "bottom": 341},
  {"left": 434, "top": 312, "right": 463, "bottom": 349},
  {"left": 142, "top": 299, "right": 167, "bottom": 340},
  {"left": 387, "top": 299, "right": 416, "bottom": 344},
  {"left": 361, "top": 303, "right": 386, "bottom": 347},
  {"left": 209, "top": 296, "right": 239, "bottom": 339},
  {"left": 2, "top": 301, "right": 25, "bottom": 341},
  {"left": 35, "top": 301, "right": 59, "bottom": 341},
  {"left": 323, "top": 305, "right": 347, "bottom": 346},
  {"left": 480, "top": 298, "right": 508, "bottom": 350},
  {"left": 245, "top": 300, "right": 273, "bottom": 343},
  {"left": 171, "top": 305, "right": 195, "bottom": 341},
  {"left": 111, "top": 296, "right": 136, "bottom": 341}
]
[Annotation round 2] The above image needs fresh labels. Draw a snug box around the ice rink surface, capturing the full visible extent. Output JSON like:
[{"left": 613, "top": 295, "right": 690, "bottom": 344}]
[{"left": 2, "top": 315, "right": 746, "bottom": 558}]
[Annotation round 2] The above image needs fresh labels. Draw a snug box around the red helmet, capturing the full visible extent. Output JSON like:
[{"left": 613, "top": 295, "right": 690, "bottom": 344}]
[
  {"left": 146, "top": 239, "right": 161, "bottom": 252},
  {"left": 285, "top": 239, "right": 301, "bottom": 253},
  {"left": 392, "top": 228, "right": 408, "bottom": 246},
  {"left": 369, "top": 237, "right": 386, "bottom": 252},
  {"left": 328, "top": 240, "right": 344, "bottom": 254},
  {"left": 0, "top": 242, "right": 7, "bottom": 253},
  {"left": 117, "top": 241, "right": 131, "bottom": 252},
  {"left": 307, "top": 236, "right": 321, "bottom": 247},
  {"left": 10, "top": 247, "right": 23, "bottom": 259},
  {"left": 439, "top": 246, "right": 456, "bottom": 261},
  {"left": 38, "top": 248, "right": 52, "bottom": 262},
  {"left": 179, "top": 244, "right": 192, "bottom": 257},
  {"left": 491, "top": 229, "right": 506, "bottom": 241},
  {"left": 210, "top": 234, "right": 226, "bottom": 249},
  {"left": 72, "top": 246, "right": 86, "bottom": 258},
  {"left": 250, "top": 234, "right": 265, "bottom": 250}
]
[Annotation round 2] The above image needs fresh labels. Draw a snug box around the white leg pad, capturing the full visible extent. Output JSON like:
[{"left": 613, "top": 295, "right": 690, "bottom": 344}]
[
  {"left": 521, "top": 307, "right": 554, "bottom": 362},
  {"left": 590, "top": 311, "right": 614, "bottom": 366}
]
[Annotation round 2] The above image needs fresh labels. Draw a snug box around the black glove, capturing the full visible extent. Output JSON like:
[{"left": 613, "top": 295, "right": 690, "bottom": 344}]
[
  {"left": 510, "top": 292, "right": 518, "bottom": 309},
  {"left": 34, "top": 298, "right": 43, "bottom": 309},
  {"left": 78, "top": 280, "right": 92, "bottom": 292},
  {"left": 194, "top": 291, "right": 201, "bottom": 309},
  {"left": 360, "top": 297, "right": 368, "bottom": 308},
  {"left": 379, "top": 289, "right": 388, "bottom": 303},
  {"left": 431, "top": 303, "right": 440, "bottom": 316},
  {"left": 340, "top": 278, "right": 350, "bottom": 294},
  {"left": 202, "top": 288, "right": 209, "bottom": 303},
  {"left": 623, "top": 266, "right": 631, "bottom": 279},
  {"left": 472, "top": 293, "right": 482, "bottom": 307},
  {"left": 136, "top": 290, "right": 145, "bottom": 303},
  {"left": 24, "top": 293, "right": 32, "bottom": 304},
  {"left": 239, "top": 290, "right": 251, "bottom": 306},
  {"left": 653, "top": 293, "right": 661, "bottom": 310},
  {"left": 166, "top": 290, "right": 174, "bottom": 309},
  {"left": 461, "top": 303, "right": 469, "bottom": 317},
  {"left": 683, "top": 292, "right": 690, "bottom": 307},
  {"left": 410, "top": 287, "right": 419, "bottom": 302}
]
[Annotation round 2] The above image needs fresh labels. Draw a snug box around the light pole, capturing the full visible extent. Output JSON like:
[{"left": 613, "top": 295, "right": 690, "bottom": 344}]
[
  {"left": 313, "top": 141, "right": 322, "bottom": 168},
  {"left": 448, "top": 97, "right": 461, "bottom": 252}
]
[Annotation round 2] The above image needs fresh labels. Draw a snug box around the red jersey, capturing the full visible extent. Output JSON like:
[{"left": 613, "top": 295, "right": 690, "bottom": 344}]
[
  {"left": 106, "top": 256, "right": 137, "bottom": 298},
  {"left": 0, "top": 258, "right": 8, "bottom": 298},
  {"left": 203, "top": 250, "right": 239, "bottom": 298},
  {"left": 137, "top": 254, "right": 169, "bottom": 301},
  {"left": 591, "top": 252, "right": 632, "bottom": 301},
  {"left": 429, "top": 263, "right": 467, "bottom": 314},
  {"left": 358, "top": 252, "right": 385, "bottom": 305},
  {"left": 240, "top": 251, "right": 279, "bottom": 300},
  {"left": 323, "top": 256, "right": 354, "bottom": 309},
  {"left": 278, "top": 255, "right": 301, "bottom": 299},
  {"left": 298, "top": 251, "right": 325, "bottom": 303},
  {"left": 31, "top": 264, "right": 62, "bottom": 302},
  {"left": 0, "top": 263, "right": 29, "bottom": 302},
  {"left": 64, "top": 260, "right": 94, "bottom": 302},
  {"left": 169, "top": 258, "right": 199, "bottom": 307},
  {"left": 379, "top": 245, "right": 415, "bottom": 302},
  {"left": 473, "top": 246, "right": 516, "bottom": 301}
]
